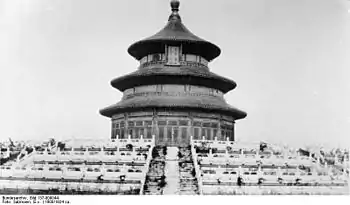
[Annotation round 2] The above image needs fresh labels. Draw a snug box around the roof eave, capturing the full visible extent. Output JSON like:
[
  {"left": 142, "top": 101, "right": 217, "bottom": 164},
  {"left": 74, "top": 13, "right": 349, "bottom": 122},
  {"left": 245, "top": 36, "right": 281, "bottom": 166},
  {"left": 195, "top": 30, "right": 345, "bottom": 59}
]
[{"left": 99, "top": 105, "right": 246, "bottom": 120}]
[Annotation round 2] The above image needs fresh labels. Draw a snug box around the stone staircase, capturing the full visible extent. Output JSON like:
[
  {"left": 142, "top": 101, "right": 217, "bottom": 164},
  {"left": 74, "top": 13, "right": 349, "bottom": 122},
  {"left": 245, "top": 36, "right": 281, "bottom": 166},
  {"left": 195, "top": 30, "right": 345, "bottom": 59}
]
[
  {"left": 163, "top": 147, "right": 180, "bottom": 194},
  {"left": 142, "top": 146, "right": 200, "bottom": 195},
  {"left": 178, "top": 146, "right": 200, "bottom": 195},
  {"left": 142, "top": 146, "right": 166, "bottom": 195}
]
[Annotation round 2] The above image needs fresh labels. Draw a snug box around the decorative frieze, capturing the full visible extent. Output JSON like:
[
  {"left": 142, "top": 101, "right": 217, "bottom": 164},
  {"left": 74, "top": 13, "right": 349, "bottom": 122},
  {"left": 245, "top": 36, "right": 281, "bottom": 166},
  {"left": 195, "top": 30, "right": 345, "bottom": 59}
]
[{"left": 123, "top": 84, "right": 224, "bottom": 100}]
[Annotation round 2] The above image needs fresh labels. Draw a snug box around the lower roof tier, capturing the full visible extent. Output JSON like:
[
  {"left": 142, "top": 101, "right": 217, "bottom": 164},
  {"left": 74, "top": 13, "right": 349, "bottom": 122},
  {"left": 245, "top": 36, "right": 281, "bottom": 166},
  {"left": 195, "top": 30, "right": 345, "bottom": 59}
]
[
  {"left": 99, "top": 95, "right": 247, "bottom": 120},
  {"left": 111, "top": 65, "right": 237, "bottom": 93}
]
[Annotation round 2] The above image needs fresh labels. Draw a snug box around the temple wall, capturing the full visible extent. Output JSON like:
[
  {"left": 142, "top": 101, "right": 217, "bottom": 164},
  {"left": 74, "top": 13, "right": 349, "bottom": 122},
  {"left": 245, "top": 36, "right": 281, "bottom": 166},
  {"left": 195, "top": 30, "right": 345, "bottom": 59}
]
[
  {"left": 123, "top": 84, "right": 224, "bottom": 100},
  {"left": 111, "top": 110, "right": 235, "bottom": 146}
]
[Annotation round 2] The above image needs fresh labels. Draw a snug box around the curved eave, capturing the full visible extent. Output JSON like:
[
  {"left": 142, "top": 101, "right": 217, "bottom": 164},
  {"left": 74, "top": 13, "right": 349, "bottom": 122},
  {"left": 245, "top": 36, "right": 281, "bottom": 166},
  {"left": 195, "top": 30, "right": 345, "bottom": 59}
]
[
  {"left": 110, "top": 67, "right": 237, "bottom": 94},
  {"left": 99, "top": 97, "right": 247, "bottom": 120},
  {"left": 127, "top": 15, "right": 221, "bottom": 61},
  {"left": 128, "top": 40, "right": 221, "bottom": 62}
]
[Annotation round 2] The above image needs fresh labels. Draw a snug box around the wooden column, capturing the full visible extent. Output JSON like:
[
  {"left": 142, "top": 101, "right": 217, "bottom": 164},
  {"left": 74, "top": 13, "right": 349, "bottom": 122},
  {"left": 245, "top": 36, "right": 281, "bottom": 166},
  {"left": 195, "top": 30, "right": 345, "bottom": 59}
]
[{"left": 124, "top": 113, "right": 128, "bottom": 139}]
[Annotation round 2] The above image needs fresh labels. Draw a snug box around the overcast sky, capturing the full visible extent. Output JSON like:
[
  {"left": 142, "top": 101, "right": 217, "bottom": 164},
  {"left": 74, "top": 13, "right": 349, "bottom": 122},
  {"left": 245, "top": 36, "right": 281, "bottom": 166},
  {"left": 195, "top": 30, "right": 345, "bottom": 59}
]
[{"left": 0, "top": 0, "right": 349, "bottom": 149}]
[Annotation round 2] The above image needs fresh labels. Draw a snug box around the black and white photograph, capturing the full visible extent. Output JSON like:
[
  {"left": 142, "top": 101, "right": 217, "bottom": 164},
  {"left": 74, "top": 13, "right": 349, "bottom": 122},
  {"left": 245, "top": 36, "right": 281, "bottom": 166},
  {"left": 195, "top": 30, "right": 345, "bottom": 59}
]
[{"left": 0, "top": 0, "right": 349, "bottom": 199}]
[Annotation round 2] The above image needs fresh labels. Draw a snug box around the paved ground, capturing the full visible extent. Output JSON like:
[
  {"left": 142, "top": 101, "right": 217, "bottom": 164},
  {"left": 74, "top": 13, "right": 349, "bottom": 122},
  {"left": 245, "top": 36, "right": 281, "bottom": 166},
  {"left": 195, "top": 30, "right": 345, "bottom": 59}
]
[{"left": 163, "top": 147, "right": 180, "bottom": 194}]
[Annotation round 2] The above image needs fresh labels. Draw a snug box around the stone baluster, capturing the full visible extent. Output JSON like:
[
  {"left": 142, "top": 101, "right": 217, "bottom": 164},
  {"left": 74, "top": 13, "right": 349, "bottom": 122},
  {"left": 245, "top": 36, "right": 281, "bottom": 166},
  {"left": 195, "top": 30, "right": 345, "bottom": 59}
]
[
  {"left": 100, "top": 146, "right": 104, "bottom": 156},
  {"left": 224, "top": 148, "right": 229, "bottom": 158},
  {"left": 122, "top": 163, "right": 127, "bottom": 174},
  {"left": 116, "top": 146, "right": 120, "bottom": 158},
  {"left": 116, "top": 135, "right": 119, "bottom": 147},
  {"left": 309, "top": 151, "right": 312, "bottom": 160},
  {"left": 277, "top": 166, "right": 282, "bottom": 178},
  {"left": 238, "top": 165, "right": 243, "bottom": 176},
  {"left": 84, "top": 146, "right": 89, "bottom": 156}
]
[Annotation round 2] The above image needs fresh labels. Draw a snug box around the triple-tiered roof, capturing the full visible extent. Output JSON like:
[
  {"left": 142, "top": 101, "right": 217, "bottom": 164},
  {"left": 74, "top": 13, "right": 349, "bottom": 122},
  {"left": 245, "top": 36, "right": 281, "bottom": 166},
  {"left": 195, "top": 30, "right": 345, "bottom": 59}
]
[{"left": 100, "top": 0, "right": 247, "bottom": 120}]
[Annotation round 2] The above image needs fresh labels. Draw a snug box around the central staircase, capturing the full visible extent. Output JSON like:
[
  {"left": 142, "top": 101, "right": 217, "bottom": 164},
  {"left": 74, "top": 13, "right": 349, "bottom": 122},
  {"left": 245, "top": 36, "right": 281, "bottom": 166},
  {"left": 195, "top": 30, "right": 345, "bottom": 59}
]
[
  {"left": 142, "top": 146, "right": 200, "bottom": 195},
  {"left": 163, "top": 147, "right": 180, "bottom": 194}
]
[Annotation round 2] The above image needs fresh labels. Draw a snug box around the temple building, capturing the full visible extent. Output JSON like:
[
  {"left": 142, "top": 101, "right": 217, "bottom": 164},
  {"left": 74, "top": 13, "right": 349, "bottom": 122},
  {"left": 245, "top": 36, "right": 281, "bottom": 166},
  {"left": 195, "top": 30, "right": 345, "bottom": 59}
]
[{"left": 100, "top": 0, "right": 247, "bottom": 146}]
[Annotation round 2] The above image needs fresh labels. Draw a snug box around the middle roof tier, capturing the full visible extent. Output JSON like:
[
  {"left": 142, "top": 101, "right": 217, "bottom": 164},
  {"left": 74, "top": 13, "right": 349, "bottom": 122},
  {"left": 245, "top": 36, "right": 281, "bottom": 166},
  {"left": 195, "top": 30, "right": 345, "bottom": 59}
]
[{"left": 111, "top": 64, "right": 237, "bottom": 94}]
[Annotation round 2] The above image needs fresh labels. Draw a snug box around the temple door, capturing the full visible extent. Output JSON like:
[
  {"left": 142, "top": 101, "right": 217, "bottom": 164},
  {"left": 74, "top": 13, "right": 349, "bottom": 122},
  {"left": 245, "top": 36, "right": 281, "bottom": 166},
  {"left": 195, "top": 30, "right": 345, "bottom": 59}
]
[
  {"left": 166, "top": 127, "right": 172, "bottom": 146},
  {"left": 173, "top": 127, "right": 179, "bottom": 145}
]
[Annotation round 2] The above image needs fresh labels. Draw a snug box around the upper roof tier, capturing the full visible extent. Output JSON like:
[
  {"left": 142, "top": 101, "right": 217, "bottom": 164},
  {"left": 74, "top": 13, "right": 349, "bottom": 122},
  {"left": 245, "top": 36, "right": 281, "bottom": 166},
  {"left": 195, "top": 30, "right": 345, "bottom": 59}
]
[{"left": 127, "top": 0, "right": 221, "bottom": 62}]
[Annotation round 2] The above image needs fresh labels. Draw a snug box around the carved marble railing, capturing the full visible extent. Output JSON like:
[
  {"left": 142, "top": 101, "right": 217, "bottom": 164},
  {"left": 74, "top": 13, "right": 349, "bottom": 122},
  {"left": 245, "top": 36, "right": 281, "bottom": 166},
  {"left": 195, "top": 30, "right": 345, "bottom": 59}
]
[
  {"left": 190, "top": 136, "right": 203, "bottom": 195},
  {"left": 139, "top": 136, "right": 155, "bottom": 195}
]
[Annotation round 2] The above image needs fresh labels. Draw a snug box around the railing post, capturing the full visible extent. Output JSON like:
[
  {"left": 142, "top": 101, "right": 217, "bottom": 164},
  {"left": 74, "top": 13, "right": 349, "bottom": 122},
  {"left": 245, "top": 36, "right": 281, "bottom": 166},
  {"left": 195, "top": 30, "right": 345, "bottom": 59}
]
[
  {"left": 116, "top": 135, "right": 119, "bottom": 146},
  {"left": 116, "top": 146, "right": 120, "bottom": 157},
  {"left": 100, "top": 146, "right": 104, "bottom": 156}
]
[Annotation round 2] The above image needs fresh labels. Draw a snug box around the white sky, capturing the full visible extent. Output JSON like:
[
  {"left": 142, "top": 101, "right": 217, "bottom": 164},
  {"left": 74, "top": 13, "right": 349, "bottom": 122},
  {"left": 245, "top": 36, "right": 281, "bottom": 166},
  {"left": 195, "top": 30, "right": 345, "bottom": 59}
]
[{"left": 0, "top": 0, "right": 349, "bottom": 149}]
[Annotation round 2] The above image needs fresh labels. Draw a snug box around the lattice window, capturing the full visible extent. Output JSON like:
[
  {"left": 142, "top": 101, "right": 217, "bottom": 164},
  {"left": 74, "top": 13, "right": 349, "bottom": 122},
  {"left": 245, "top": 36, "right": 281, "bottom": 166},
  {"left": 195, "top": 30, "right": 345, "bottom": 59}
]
[
  {"left": 168, "top": 121, "right": 178, "bottom": 126},
  {"left": 146, "top": 128, "right": 152, "bottom": 139},
  {"left": 158, "top": 120, "right": 167, "bottom": 126},
  {"left": 194, "top": 128, "right": 199, "bottom": 139},
  {"left": 211, "top": 123, "right": 218, "bottom": 128},
  {"left": 193, "top": 121, "right": 201, "bottom": 127},
  {"left": 213, "top": 129, "right": 217, "bottom": 139},
  {"left": 179, "top": 120, "right": 188, "bottom": 126},
  {"left": 135, "top": 121, "right": 143, "bottom": 127},
  {"left": 120, "top": 129, "right": 125, "bottom": 139},
  {"left": 159, "top": 127, "right": 165, "bottom": 141},
  {"left": 202, "top": 122, "right": 211, "bottom": 127},
  {"left": 116, "top": 129, "right": 120, "bottom": 138},
  {"left": 128, "top": 121, "right": 134, "bottom": 127},
  {"left": 181, "top": 127, "right": 187, "bottom": 141},
  {"left": 207, "top": 128, "right": 212, "bottom": 140},
  {"left": 139, "top": 128, "right": 144, "bottom": 137},
  {"left": 201, "top": 128, "right": 205, "bottom": 139},
  {"left": 220, "top": 124, "right": 226, "bottom": 130},
  {"left": 221, "top": 130, "right": 225, "bottom": 140},
  {"left": 145, "top": 121, "right": 152, "bottom": 126}
]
